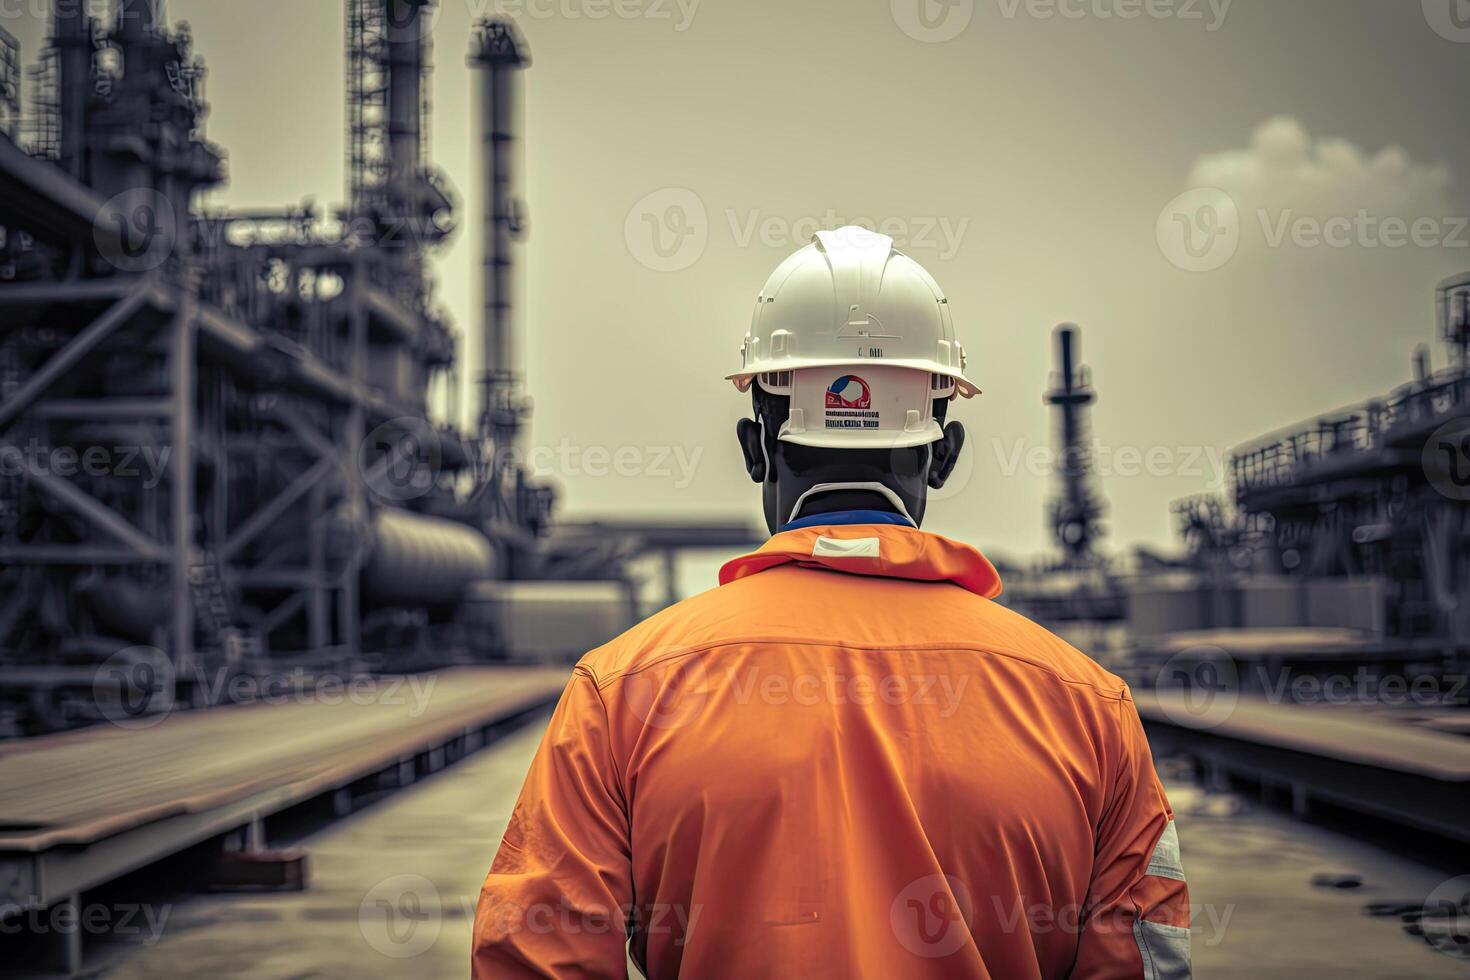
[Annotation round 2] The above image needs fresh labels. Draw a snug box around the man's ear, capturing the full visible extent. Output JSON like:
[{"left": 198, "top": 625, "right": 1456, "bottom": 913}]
[
  {"left": 736, "top": 418, "right": 767, "bottom": 483},
  {"left": 928, "top": 420, "right": 966, "bottom": 490}
]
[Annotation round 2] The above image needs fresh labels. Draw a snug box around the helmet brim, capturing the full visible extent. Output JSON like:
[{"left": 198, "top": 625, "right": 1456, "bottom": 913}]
[
  {"left": 727, "top": 359, "right": 981, "bottom": 397},
  {"left": 776, "top": 423, "right": 945, "bottom": 450}
]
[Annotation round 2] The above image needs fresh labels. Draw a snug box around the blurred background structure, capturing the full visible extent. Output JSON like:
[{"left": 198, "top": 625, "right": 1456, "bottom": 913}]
[
  {"left": 0, "top": 0, "right": 1469, "bottom": 977},
  {"left": 0, "top": 0, "right": 757, "bottom": 736},
  {"left": 0, "top": 3, "right": 759, "bottom": 971}
]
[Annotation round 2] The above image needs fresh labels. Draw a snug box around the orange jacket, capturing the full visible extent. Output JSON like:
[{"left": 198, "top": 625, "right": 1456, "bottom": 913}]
[{"left": 473, "top": 522, "right": 1190, "bottom": 979}]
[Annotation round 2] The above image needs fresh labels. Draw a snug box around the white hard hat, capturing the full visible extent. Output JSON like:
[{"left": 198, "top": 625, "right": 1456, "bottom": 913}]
[{"left": 728, "top": 227, "right": 978, "bottom": 449}]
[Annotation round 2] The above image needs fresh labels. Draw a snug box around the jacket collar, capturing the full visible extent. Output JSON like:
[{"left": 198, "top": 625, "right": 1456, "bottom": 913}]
[{"left": 719, "top": 523, "right": 1003, "bottom": 598}]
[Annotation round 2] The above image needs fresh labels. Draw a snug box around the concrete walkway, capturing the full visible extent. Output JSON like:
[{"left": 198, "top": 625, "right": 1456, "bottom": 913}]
[{"left": 100, "top": 721, "right": 1465, "bottom": 979}]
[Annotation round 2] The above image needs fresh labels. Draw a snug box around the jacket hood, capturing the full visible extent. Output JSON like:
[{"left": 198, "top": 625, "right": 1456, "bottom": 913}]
[{"left": 719, "top": 523, "right": 1003, "bottom": 598}]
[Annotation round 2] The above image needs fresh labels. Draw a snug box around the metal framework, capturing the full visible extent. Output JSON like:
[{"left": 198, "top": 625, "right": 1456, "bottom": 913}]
[
  {"left": 0, "top": 1, "right": 514, "bottom": 733},
  {"left": 1175, "top": 273, "right": 1470, "bottom": 642},
  {"left": 0, "top": 27, "right": 19, "bottom": 140},
  {"left": 0, "top": 1, "right": 691, "bottom": 734}
]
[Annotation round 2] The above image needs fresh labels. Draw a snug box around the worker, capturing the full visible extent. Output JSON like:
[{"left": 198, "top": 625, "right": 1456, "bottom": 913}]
[{"left": 472, "top": 228, "right": 1190, "bottom": 978}]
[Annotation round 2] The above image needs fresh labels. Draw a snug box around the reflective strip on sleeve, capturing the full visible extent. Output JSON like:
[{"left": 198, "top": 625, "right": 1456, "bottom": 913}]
[
  {"left": 1137, "top": 819, "right": 1191, "bottom": 977},
  {"left": 1145, "top": 820, "right": 1185, "bottom": 882},
  {"left": 1134, "top": 918, "right": 1192, "bottom": 980}
]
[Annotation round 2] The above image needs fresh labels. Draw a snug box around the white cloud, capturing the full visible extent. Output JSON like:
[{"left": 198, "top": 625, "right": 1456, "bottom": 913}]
[{"left": 1187, "top": 115, "right": 1455, "bottom": 216}]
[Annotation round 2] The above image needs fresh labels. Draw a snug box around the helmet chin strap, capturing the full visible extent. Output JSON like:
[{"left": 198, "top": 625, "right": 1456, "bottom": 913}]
[{"left": 787, "top": 482, "right": 914, "bottom": 525}]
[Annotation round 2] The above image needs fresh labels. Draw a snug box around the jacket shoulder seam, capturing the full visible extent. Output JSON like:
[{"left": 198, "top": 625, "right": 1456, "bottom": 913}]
[
  {"left": 587, "top": 637, "right": 1126, "bottom": 701},
  {"left": 571, "top": 665, "right": 630, "bottom": 813}
]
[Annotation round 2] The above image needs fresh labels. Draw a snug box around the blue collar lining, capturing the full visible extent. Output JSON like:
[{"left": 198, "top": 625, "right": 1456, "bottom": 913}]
[{"left": 781, "top": 509, "right": 917, "bottom": 532}]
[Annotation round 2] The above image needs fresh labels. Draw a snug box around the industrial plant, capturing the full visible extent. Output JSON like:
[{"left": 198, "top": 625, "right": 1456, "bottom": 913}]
[
  {"left": 0, "top": 0, "right": 753, "bottom": 737},
  {"left": 0, "top": 1, "right": 1466, "bottom": 976},
  {"left": 1006, "top": 305, "right": 1470, "bottom": 875}
]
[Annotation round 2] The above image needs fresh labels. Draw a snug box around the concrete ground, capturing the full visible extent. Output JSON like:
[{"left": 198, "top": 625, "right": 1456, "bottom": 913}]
[
  {"left": 100, "top": 719, "right": 555, "bottom": 980},
  {"left": 98, "top": 717, "right": 1466, "bottom": 979},
  {"left": 1167, "top": 781, "right": 1468, "bottom": 979}
]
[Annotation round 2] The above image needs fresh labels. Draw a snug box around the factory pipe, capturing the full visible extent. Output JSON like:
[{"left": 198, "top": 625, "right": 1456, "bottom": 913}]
[{"left": 54, "top": 0, "right": 90, "bottom": 180}]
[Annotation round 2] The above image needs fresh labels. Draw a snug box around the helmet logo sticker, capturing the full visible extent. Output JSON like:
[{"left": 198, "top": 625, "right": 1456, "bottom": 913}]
[
  {"left": 824, "top": 375, "right": 880, "bottom": 432},
  {"left": 826, "top": 376, "right": 872, "bottom": 410}
]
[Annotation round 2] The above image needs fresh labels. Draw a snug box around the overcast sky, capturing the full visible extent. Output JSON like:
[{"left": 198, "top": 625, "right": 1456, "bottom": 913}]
[{"left": 9, "top": 0, "right": 1470, "bottom": 567}]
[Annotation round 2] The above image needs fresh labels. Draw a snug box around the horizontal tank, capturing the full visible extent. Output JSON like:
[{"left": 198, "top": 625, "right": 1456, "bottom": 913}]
[
  {"left": 363, "top": 508, "right": 496, "bottom": 606},
  {"left": 461, "top": 580, "right": 635, "bottom": 662}
]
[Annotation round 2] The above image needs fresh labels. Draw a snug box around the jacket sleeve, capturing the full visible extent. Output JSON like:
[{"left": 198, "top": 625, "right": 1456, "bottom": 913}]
[
  {"left": 1071, "top": 692, "right": 1191, "bottom": 979},
  {"left": 472, "top": 668, "right": 633, "bottom": 979}
]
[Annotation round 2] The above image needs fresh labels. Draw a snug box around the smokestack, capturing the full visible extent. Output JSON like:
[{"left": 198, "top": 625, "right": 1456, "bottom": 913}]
[
  {"left": 468, "top": 18, "right": 529, "bottom": 436},
  {"left": 1054, "top": 325, "right": 1083, "bottom": 461},
  {"left": 1045, "top": 323, "right": 1102, "bottom": 561},
  {"left": 385, "top": 0, "right": 429, "bottom": 193}
]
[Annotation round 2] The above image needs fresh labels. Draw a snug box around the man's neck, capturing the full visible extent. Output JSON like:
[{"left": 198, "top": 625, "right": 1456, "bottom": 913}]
[
  {"left": 781, "top": 484, "right": 918, "bottom": 531},
  {"left": 797, "top": 488, "right": 899, "bottom": 518}
]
